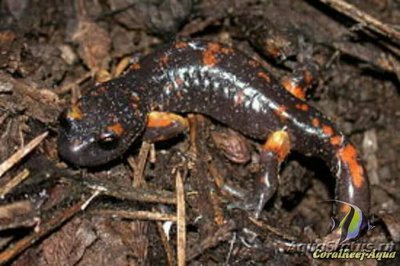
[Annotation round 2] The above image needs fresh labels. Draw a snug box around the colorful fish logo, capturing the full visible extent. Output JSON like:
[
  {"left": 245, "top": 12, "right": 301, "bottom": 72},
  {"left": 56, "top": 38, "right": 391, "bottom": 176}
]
[{"left": 329, "top": 200, "right": 374, "bottom": 243}]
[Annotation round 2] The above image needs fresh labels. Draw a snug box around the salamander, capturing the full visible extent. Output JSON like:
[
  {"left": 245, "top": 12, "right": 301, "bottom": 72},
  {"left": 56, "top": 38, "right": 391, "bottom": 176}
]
[{"left": 58, "top": 40, "right": 370, "bottom": 226}]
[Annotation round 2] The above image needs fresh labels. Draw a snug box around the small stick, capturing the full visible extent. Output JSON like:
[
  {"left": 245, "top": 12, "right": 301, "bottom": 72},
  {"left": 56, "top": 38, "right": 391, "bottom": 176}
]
[
  {"left": 127, "top": 140, "right": 152, "bottom": 264},
  {"left": 76, "top": 177, "right": 176, "bottom": 205},
  {"left": 133, "top": 141, "right": 152, "bottom": 187},
  {"left": 80, "top": 189, "right": 102, "bottom": 210},
  {"left": 113, "top": 56, "right": 132, "bottom": 77},
  {"left": 92, "top": 209, "right": 177, "bottom": 222},
  {"left": 62, "top": 171, "right": 176, "bottom": 205},
  {"left": 209, "top": 190, "right": 226, "bottom": 226},
  {"left": 318, "top": 0, "right": 400, "bottom": 43},
  {"left": 176, "top": 171, "right": 186, "bottom": 266},
  {"left": 156, "top": 220, "right": 176, "bottom": 266},
  {"left": 0, "top": 169, "right": 30, "bottom": 198},
  {"left": 0, "top": 132, "right": 48, "bottom": 178}
]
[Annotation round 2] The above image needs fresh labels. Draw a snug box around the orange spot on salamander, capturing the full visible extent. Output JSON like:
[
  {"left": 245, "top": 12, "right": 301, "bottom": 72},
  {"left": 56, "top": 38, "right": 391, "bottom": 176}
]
[
  {"left": 274, "top": 105, "right": 288, "bottom": 120},
  {"left": 147, "top": 112, "right": 188, "bottom": 129},
  {"left": 322, "top": 125, "right": 334, "bottom": 136},
  {"left": 281, "top": 78, "right": 306, "bottom": 100},
  {"left": 203, "top": 42, "right": 221, "bottom": 67},
  {"left": 107, "top": 123, "right": 125, "bottom": 137},
  {"left": 263, "top": 130, "right": 291, "bottom": 162},
  {"left": 330, "top": 135, "right": 342, "bottom": 146},
  {"left": 338, "top": 144, "right": 365, "bottom": 188},
  {"left": 160, "top": 54, "right": 169, "bottom": 66},
  {"left": 312, "top": 118, "right": 320, "bottom": 127},
  {"left": 131, "top": 63, "right": 141, "bottom": 70},
  {"left": 67, "top": 104, "right": 83, "bottom": 120},
  {"left": 175, "top": 42, "right": 188, "bottom": 49},
  {"left": 295, "top": 103, "right": 309, "bottom": 111},
  {"left": 257, "top": 72, "right": 271, "bottom": 83},
  {"left": 147, "top": 113, "right": 173, "bottom": 128},
  {"left": 291, "top": 86, "right": 306, "bottom": 100}
]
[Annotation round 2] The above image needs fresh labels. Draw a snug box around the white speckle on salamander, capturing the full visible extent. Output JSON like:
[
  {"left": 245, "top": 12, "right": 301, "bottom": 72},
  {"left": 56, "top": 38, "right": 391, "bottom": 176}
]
[
  {"left": 188, "top": 41, "right": 204, "bottom": 50},
  {"left": 251, "top": 95, "right": 262, "bottom": 112},
  {"left": 204, "top": 78, "right": 210, "bottom": 88}
]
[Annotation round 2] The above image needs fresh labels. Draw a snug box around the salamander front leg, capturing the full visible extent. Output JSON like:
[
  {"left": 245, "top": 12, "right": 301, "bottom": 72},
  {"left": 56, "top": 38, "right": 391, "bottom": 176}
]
[
  {"left": 230, "top": 130, "right": 291, "bottom": 219},
  {"left": 143, "top": 112, "right": 189, "bottom": 142}
]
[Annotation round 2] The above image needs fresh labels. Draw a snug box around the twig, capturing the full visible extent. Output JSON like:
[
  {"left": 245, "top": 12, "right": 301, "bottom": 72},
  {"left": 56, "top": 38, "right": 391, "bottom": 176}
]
[
  {"left": 318, "top": 0, "right": 400, "bottom": 43},
  {"left": 128, "top": 141, "right": 152, "bottom": 187},
  {"left": 73, "top": 177, "right": 176, "bottom": 205},
  {"left": 156, "top": 219, "right": 176, "bottom": 266},
  {"left": 176, "top": 171, "right": 186, "bottom": 266},
  {"left": 0, "top": 169, "right": 30, "bottom": 198},
  {"left": 113, "top": 56, "right": 132, "bottom": 77},
  {"left": 92, "top": 209, "right": 177, "bottom": 222},
  {"left": 0, "top": 132, "right": 48, "bottom": 178},
  {"left": 209, "top": 190, "right": 226, "bottom": 226},
  {"left": 80, "top": 189, "right": 102, "bottom": 210}
]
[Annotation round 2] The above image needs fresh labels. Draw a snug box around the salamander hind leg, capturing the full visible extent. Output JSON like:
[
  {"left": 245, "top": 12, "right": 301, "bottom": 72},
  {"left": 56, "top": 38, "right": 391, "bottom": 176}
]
[{"left": 230, "top": 130, "right": 291, "bottom": 219}]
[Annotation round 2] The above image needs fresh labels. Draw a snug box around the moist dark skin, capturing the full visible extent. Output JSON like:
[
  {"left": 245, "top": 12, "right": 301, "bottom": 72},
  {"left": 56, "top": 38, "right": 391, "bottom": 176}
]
[{"left": 58, "top": 40, "right": 370, "bottom": 222}]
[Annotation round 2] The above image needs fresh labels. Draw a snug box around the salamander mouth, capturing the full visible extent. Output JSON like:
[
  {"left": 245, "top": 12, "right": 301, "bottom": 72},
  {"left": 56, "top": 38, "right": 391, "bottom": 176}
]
[{"left": 58, "top": 132, "right": 97, "bottom": 167}]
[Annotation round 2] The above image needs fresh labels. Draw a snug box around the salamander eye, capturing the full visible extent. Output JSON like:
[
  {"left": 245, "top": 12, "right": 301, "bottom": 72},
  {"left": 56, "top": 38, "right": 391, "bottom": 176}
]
[
  {"left": 98, "top": 131, "right": 120, "bottom": 149},
  {"left": 59, "top": 110, "right": 72, "bottom": 131}
]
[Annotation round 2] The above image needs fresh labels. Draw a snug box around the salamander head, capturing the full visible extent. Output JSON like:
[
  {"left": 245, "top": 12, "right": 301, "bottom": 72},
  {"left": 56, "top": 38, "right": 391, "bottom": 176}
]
[{"left": 58, "top": 79, "right": 147, "bottom": 166}]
